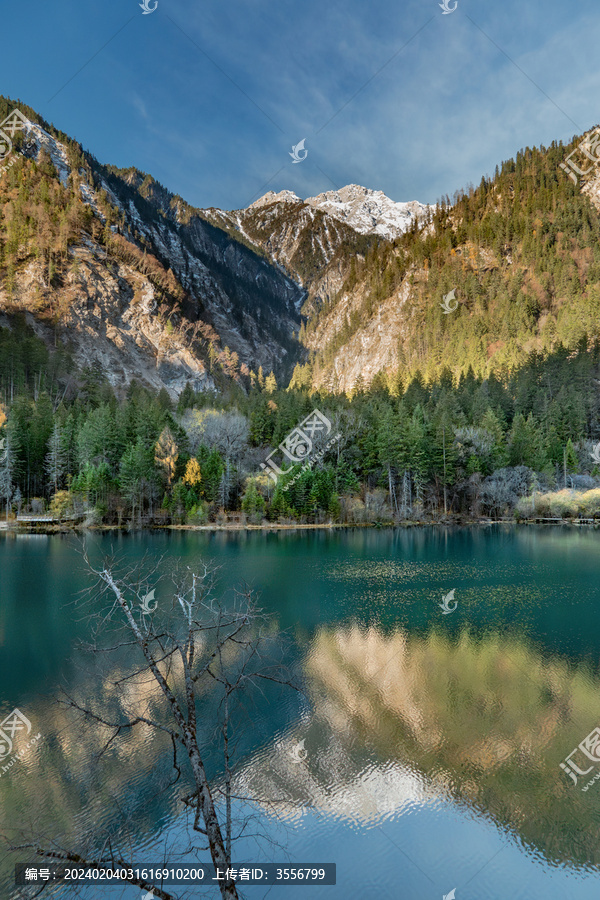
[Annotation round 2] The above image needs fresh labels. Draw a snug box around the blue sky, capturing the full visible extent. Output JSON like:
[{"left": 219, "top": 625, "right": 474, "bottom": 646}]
[{"left": 1, "top": 0, "right": 599, "bottom": 210}]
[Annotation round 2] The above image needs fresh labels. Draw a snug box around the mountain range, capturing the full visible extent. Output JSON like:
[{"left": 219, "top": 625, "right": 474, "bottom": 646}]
[{"left": 1, "top": 95, "right": 600, "bottom": 400}]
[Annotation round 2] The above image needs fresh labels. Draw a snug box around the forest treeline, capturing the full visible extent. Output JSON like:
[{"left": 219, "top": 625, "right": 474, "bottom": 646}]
[{"left": 1, "top": 315, "right": 599, "bottom": 526}]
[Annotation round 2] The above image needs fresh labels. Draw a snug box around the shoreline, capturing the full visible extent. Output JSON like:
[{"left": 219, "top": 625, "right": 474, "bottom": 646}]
[{"left": 1, "top": 517, "right": 599, "bottom": 535}]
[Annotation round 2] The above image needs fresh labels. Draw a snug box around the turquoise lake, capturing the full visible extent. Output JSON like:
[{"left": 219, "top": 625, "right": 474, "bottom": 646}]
[{"left": 1, "top": 526, "right": 600, "bottom": 899}]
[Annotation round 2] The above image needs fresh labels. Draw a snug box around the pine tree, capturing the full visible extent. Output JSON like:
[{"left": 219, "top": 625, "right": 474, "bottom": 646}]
[
  {"left": 241, "top": 478, "right": 266, "bottom": 523},
  {"left": 197, "top": 446, "right": 224, "bottom": 503},
  {"left": 508, "top": 413, "right": 543, "bottom": 469},
  {"left": 177, "top": 382, "right": 196, "bottom": 413},
  {"left": 407, "top": 406, "right": 428, "bottom": 505},
  {"left": 120, "top": 440, "right": 156, "bottom": 520}
]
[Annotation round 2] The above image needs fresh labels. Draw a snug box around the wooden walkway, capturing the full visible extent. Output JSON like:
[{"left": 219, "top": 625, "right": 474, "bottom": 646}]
[{"left": 16, "top": 515, "right": 56, "bottom": 523}]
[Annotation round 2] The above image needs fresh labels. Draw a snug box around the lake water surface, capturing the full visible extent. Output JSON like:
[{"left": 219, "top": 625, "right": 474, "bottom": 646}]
[{"left": 1, "top": 526, "right": 600, "bottom": 899}]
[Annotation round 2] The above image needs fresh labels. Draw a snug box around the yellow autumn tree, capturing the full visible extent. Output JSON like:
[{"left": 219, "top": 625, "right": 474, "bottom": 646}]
[
  {"left": 155, "top": 426, "right": 179, "bottom": 486},
  {"left": 183, "top": 457, "right": 202, "bottom": 488}
]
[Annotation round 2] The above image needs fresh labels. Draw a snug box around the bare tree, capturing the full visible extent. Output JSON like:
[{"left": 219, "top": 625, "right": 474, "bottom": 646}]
[
  {"left": 479, "top": 465, "right": 533, "bottom": 519},
  {"left": 8, "top": 552, "right": 297, "bottom": 899},
  {"left": 0, "top": 427, "right": 17, "bottom": 519},
  {"left": 180, "top": 410, "right": 248, "bottom": 463},
  {"left": 179, "top": 410, "right": 249, "bottom": 508}
]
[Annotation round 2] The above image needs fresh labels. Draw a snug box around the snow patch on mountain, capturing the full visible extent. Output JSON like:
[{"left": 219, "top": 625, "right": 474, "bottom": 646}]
[
  {"left": 18, "top": 119, "right": 109, "bottom": 224},
  {"left": 23, "top": 121, "right": 71, "bottom": 189}
]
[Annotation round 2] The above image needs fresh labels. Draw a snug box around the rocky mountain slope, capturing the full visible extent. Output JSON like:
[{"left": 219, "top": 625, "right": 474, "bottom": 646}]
[
  {"left": 289, "top": 132, "right": 600, "bottom": 394},
  {"left": 0, "top": 96, "right": 439, "bottom": 401},
  {"left": 202, "top": 185, "right": 428, "bottom": 319},
  {"left": 203, "top": 192, "right": 371, "bottom": 320},
  {"left": 3, "top": 96, "right": 600, "bottom": 402},
  {"left": 0, "top": 98, "right": 306, "bottom": 399},
  {"left": 94, "top": 165, "right": 305, "bottom": 372},
  {"left": 1, "top": 233, "right": 217, "bottom": 400}
]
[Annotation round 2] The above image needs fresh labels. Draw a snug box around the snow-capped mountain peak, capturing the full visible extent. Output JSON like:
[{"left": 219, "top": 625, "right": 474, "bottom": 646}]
[
  {"left": 304, "top": 184, "right": 430, "bottom": 240},
  {"left": 247, "top": 184, "right": 430, "bottom": 240},
  {"left": 249, "top": 189, "right": 301, "bottom": 209}
]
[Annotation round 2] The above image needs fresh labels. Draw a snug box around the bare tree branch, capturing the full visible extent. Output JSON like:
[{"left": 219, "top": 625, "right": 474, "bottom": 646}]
[{"left": 4, "top": 549, "right": 301, "bottom": 900}]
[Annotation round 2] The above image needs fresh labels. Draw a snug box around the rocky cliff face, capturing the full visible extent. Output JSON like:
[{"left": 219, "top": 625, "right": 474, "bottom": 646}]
[
  {"left": 303, "top": 276, "right": 416, "bottom": 394},
  {"left": 202, "top": 192, "right": 370, "bottom": 316},
  {"left": 87, "top": 163, "right": 307, "bottom": 382},
  {"left": 0, "top": 233, "right": 215, "bottom": 398}
]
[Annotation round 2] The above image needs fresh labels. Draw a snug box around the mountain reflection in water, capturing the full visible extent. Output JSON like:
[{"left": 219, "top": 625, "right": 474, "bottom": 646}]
[{"left": 237, "top": 624, "right": 599, "bottom": 870}]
